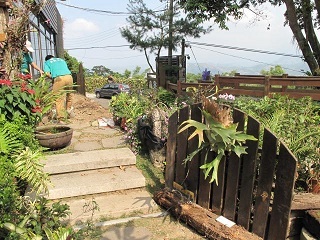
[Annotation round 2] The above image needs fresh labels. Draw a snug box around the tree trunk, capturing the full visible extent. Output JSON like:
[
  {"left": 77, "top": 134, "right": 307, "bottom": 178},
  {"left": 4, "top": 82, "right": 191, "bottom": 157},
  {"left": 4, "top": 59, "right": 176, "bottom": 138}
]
[
  {"left": 144, "top": 48, "right": 155, "bottom": 73},
  {"left": 283, "top": 0, "right": 319, "bottom": 75},
  {"left": 314, "top": 0, "right": 320, "bottom": 23},
  {"left": 154, "top": 188, "right": 262, "bottom": 240},
  {"left": 301, "top": 0, "right": 320, "bottom": 68}
]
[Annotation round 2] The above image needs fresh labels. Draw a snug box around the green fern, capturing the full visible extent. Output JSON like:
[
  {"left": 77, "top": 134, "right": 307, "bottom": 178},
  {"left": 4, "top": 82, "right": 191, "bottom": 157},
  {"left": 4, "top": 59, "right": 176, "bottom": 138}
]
[
  {"left": 0, "top": 126, "right": 24, "bottom": 155},
  {"left": 14, "top": 147, "right": 50, "bottom": 194}
]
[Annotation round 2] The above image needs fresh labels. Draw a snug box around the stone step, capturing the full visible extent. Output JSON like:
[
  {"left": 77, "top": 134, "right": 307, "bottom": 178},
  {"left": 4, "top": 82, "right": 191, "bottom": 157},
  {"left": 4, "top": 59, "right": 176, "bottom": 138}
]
[
  {"left": 58, "top": 188, "right": 160, "bottom": 225},
  {"left": 43, "top": 148, "right": 136, "bottom": 175},
  {"left": 46, "top": 166, "right": 145, "bottom": 200}
]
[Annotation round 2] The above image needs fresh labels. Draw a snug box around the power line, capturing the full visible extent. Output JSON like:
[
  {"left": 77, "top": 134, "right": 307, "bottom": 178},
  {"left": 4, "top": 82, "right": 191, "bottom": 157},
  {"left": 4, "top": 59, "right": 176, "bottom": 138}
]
[
  {"left": 188, "top": 41, "right": 303, "bottom": 58},
  {"left": 65, "top": 45, "right": 131, "bottom": 51},
  {"left": 191, "top": 45, "right": 305, "bottom": 74},
  {"left": 57, "top": 2, "right": 166, "bottom": 15},
  {"left": 85, "top": 54, "right": 145, "bottom": 60},
  {"left": 189, "top": 45, "right": 201, "bottom": 72}
]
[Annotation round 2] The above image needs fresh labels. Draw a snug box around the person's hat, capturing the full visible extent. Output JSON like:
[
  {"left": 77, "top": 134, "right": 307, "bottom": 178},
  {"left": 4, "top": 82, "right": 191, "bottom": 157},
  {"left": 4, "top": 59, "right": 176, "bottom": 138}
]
[{"left": 25, "top": 40, "right": 34, "bottom": 52}]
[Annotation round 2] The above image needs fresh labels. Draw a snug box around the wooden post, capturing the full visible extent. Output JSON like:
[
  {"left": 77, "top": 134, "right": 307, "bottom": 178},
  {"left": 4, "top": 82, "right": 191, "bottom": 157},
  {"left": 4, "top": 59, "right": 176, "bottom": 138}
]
[
  {"left": 0, "top": 5, "right": 8, "bottom": 76},
  {"left": 215, "top": 74, "right": 220, "bottom": 89},
  {"left": 76, "top": 63, "right": 85, "bottom": 95},
  {"left": 159, "top": 63, "right": 166, "bottom": 88},
  {"left": 281, "top": 74, "right": 288, "bottom": 92},
  {"left": 177, "top": 80, "right": 182, "bottom": 95},
  {"left": 264, "top": 75, "right": 270, "bottom": 97}
]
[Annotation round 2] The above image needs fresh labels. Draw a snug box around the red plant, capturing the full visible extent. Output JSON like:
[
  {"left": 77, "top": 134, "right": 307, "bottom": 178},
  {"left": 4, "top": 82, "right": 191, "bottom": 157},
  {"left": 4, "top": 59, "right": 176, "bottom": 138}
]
[{"left": 0, "top": 79, "right": 12, "bottom": 86}]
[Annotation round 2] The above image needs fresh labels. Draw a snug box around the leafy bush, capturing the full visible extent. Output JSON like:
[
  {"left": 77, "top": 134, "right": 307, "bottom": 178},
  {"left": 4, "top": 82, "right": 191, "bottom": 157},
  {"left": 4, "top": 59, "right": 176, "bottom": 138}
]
[
  {"left": 0, "top": 157, "right": 21, "bottom": 238},
  {"left": 157, "top": 87, "right": 176, "bottom": 107},
  {"left": 0, "top": 116, "right": 40, "bottom": 152},
  {"left": 0, "top": 78, "right": 37, "bottom": 125},
  {"left": 234, "top": 94, "right": 320, "bottom": 189}
]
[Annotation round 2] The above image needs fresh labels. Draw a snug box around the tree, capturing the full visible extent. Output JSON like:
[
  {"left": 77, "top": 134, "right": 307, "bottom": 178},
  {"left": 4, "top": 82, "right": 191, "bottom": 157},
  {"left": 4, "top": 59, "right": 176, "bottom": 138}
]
[
  {"left": 260, "top": 65, "right": 285, "bottom": 76},
  {"left": 120, "top": 0, "right": 211, "bottom": 73},
  {"left": 178, "top": 0, "right": 320, "bottom": 75},
  {"left": 91, "top": 65, "right": 113, "bottom": 76},
  {"left": 221, "top": 70, "right": 238, "bottom": 76},
  {"left": 64, "top": 51, "right": 80, "bottom": 74}
]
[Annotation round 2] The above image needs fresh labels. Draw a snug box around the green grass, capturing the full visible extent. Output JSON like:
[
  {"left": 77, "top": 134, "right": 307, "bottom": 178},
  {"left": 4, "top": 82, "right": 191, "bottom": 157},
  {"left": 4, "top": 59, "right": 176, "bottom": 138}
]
[{"left": 135, "top": 153, "right": 165, "bottom": 193}]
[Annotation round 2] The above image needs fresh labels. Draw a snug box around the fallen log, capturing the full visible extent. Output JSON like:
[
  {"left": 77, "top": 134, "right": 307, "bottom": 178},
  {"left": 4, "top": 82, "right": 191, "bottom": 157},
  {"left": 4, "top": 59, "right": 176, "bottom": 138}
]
[{"left": 154, "top": 188, "right": 262, "bottom": 240}]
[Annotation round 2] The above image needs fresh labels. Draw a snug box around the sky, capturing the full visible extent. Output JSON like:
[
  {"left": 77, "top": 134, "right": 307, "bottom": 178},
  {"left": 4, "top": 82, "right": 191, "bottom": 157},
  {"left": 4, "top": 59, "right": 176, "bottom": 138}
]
[{"left": 55, "top": 0, "right": 312, "bottom": 75}]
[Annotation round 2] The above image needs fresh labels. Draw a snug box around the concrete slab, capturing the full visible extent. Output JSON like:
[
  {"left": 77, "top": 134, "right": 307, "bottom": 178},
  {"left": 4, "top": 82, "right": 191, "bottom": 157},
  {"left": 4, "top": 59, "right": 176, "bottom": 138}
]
[
  {"left": 81, "top": 127, "right": 121, "bottom": 136},
  {"left": 100, "top": 226, "right": 151, "bottom": 240},
  {"left": 47, "top": 166, "right": 146, "bottom": 199},
  {"left": 62, "top": 189, "right": 159, "bottom": 224},
  {"left": 102, "top": 135, "right": 126, "bottom": 148},
  {"left": 73, "top": 141, "right": 102, "bottom": 151},
  {"left": 43, "top": 148, "right": 136, "bottom": 174}
]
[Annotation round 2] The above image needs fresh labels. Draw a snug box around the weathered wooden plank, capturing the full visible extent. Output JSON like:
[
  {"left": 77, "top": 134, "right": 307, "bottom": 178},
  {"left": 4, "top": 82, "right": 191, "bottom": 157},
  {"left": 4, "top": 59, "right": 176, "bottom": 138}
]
[
  {"left": 223, "top": 109, "right": 245, "bottom": 221},
  {"left": 175, "top": 106, "right": 189, "bottom": 185},
  {"left": 185, "top": 103, "right": 202, "bottom": 200},
  {"left": 237, "top": 116, "right": 260, "bottom": 229},
  {"left": 211, "top": 156, "right": 226, "bottom": 214},
  {"left": 267, "top": 143, "right": 297, "bottom": 240},
  {"left": 219, "top": 89, "right": 265, "bottom": 97},
  {"left": 165, "top": 111, "right": 178, "bottom": 189},
  {"left": 197, "top": 147, "right": 212, "bottom": 208},
  {"left": 252, "top": 129, "right": 278, "bottom": 238},
  {"left": 219, "top": 77, "right": 265, "bottom": 84}
]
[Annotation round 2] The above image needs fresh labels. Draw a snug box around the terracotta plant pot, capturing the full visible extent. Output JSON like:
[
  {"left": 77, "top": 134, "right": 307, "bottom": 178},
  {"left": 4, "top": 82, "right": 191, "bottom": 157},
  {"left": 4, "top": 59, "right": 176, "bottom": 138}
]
[{"left": 35, "top": 125, "right": 73, "bottom": 149}]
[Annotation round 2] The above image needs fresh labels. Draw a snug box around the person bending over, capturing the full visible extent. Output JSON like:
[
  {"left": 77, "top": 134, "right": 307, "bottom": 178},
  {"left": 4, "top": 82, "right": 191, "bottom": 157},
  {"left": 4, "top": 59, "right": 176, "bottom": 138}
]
[{"left": 44, "top": 55, "right": 73, "bottom": 124}]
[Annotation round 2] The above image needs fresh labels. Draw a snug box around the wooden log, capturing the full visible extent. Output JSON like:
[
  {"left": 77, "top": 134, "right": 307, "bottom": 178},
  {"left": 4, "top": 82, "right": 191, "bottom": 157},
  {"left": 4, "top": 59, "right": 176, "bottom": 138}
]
[
  {"left": 154, "top": 188, "right": 262, "bottom": 240},
  {"left": 291, "top": 193, "right": 320, "bottom": 210}
]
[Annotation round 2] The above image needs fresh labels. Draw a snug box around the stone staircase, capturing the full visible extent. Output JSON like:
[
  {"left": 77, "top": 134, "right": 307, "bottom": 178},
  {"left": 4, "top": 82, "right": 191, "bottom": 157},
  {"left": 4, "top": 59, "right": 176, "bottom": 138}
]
[{"left": 41, "top": 148, "right": 159, "bottom": 225}]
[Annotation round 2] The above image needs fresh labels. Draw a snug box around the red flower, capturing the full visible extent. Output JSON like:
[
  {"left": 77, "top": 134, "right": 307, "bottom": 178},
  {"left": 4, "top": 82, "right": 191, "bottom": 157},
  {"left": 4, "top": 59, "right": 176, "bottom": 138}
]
[
  {"left": 0, "top": 79, "right": 12, "bottom": 86},
  {"left": 17, "top": 73, "right": 32, "bottom": 80},
  {"left": 27, "top": 89, "right": 35, "bottom": 94},
  {"left": 31, "top": 106, "right": 42, "bottom": 113}
]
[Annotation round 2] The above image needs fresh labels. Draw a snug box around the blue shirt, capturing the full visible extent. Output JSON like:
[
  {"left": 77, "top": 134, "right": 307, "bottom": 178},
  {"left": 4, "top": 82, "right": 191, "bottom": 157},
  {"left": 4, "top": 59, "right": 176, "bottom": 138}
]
[
  {"left": 44, "top": 58, "right": 71, "bottom": 79},
  {"left": 21, "top": 53, "right": 33, "bottom": 73}
]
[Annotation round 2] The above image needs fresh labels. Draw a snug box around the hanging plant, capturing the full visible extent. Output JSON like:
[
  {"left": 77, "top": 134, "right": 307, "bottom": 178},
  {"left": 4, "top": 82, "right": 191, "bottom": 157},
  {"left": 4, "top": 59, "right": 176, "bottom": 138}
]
[{"left": 179, "top": 97, "right": 257, "bottom": 184}]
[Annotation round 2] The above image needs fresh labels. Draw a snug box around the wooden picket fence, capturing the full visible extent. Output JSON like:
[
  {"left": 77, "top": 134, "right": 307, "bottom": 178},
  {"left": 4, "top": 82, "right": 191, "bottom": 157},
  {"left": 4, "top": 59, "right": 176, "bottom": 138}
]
[
  {"left": 166, "top": 74, "right": 320, "bottom": 100},
  {"left": 165, "top": 103, "right": 298, "bottom": 240}
]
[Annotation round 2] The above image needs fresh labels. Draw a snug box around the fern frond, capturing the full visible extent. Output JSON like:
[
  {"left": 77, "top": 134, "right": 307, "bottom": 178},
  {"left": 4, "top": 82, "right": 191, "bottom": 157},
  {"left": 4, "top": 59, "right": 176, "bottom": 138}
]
[
  {"left": 14, "top": 147, "right": 50, "bottom": 194},
  {"left": 0, "top": 126, "right": 24, "bottom": 155}
]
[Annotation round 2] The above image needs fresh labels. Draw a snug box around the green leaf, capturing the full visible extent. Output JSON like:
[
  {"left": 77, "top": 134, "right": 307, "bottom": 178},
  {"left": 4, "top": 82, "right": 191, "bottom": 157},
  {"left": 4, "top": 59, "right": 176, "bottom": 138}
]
[
  {"left": 7, "top": 93, "right": 13, "bottom": 103},
  {"left": 0, "top": 99, "right": 5, "bottom": 108},
  {"left": 232, "top": 145, "right": 248, "bottom": 157},
  {"left": 3, "top": 222, "right": 26, "bottom": 235},
  {"left": 200, "top": 152, "right": 223, "bottom": 185}
]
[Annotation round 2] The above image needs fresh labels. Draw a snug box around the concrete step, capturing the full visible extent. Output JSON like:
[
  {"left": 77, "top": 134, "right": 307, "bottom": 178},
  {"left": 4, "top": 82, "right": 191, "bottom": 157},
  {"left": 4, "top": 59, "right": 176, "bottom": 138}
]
[
  {"left": 59, "top": 188, "right": 160, "bottom": 225},
  {"left": 43, "top": 148, "right": 136, "bottom": 175},
  {"left": 47, "top": 166, "right": 145, "bottom": 200}
]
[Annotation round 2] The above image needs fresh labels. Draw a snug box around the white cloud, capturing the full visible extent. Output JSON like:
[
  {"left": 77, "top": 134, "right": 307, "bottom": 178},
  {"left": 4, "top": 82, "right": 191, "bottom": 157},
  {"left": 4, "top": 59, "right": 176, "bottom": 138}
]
[{"left": 63, "top": 18, "right": 100, "bottom": 39}]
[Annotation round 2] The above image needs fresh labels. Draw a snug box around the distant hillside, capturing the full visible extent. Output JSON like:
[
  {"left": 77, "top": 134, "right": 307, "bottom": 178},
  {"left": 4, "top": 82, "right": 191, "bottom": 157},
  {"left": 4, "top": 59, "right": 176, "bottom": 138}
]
[{"left": 187, "top": 58, "right": 310, "bottom": 76}]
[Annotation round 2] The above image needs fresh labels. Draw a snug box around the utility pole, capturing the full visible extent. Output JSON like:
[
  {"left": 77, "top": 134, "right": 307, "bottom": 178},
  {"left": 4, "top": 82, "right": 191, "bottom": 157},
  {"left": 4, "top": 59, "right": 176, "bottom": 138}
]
[{"left": 168, "top": 0, "right": 173, "bottom": 78}]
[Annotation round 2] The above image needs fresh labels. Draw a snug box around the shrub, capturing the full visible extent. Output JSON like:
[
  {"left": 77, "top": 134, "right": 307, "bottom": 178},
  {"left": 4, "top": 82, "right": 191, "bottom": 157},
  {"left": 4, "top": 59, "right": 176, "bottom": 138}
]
[
  {"left": 234, "top": 94, "right": 320, "bottom": 189},
  {"left": 0, "top": 78, "right": 37, "bottom": 125}
]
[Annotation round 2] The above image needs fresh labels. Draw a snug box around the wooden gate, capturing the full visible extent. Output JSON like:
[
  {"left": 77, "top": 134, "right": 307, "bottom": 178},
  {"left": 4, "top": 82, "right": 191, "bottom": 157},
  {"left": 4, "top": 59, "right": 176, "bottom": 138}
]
[{"left": 165, "top": 103, "right": 297, "bottom": 240}]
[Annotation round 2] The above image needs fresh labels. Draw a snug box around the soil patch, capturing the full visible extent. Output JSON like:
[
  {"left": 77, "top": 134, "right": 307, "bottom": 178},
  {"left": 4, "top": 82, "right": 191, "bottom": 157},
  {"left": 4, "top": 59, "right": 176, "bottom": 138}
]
[{"left": 68, "top": 93, "right": 112, "bottom": 124}]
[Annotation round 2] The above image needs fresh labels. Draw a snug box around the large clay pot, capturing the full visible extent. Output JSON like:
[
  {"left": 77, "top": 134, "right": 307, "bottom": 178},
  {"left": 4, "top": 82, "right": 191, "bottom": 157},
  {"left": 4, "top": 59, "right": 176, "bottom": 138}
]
[{"left": 35, "top": 125, "right": 73, "bottom": 149}]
